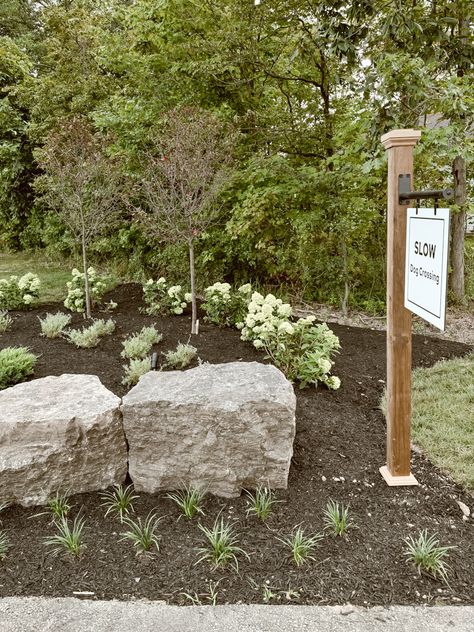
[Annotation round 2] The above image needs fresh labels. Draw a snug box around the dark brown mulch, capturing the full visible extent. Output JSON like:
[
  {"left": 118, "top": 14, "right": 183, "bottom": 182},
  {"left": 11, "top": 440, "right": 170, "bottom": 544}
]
[{"left": 0, "top": 283, "right": 473, "bottom": 606}]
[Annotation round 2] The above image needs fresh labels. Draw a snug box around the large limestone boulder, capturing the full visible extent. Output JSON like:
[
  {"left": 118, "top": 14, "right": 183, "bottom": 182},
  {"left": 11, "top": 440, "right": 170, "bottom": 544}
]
[
  {"left": 121, "top": 362, "right": 296, "bottom": 497},
  {"left": 0, "top": 374, "right": 127, "bottom": 506}
]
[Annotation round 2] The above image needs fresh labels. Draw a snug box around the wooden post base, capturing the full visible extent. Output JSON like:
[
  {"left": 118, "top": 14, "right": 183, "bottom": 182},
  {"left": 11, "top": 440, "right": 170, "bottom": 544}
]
[{"left": 379, "top": 465, "right": 418, "bottom": 487}]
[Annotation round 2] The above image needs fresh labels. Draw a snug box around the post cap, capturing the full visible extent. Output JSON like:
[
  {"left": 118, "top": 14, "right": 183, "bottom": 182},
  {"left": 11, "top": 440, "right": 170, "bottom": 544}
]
[{"left": 381, "top": 129, "right": 422, "bottom": 150}]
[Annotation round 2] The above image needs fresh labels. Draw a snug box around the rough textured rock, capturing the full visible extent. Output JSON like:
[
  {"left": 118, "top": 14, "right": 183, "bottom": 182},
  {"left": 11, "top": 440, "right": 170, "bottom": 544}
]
[
  {"left": 0, "top": 374, "right": 127, "bottom": 506},
  {"left": 121, "top": 362, "right": 296, "bottom": 497}
]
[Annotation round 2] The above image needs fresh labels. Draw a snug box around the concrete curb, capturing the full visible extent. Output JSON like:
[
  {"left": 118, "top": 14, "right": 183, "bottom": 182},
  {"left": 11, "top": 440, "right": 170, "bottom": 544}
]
[{"left": 0, "top": 598, "right": 473, "bottom": 632}]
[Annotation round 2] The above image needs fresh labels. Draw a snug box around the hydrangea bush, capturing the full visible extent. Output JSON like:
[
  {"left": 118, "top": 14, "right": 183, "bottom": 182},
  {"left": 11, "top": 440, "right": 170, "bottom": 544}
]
[
  {"left": 143, "top": 277, "right": 191, "bottom": 316},
  {"left": 64, "top": 268, "right": 107, "bottom": 313},
  {"left": 0, "top": 273, "right": 41, "bottom": 310},
  {"left": 202, "top": 282, "right": 252, "bottom": 327},
  {"left": 239, "top": 291, "right": 293, "bottom": 346}
]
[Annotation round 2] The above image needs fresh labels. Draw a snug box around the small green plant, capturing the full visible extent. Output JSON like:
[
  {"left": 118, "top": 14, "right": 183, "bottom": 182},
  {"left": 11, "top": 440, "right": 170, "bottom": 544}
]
[
  {"left": 120, "top": 512, "right": 162, "bottom": 555},
  {"left": 202, "top": 282, "right": 252, "bottom": 327},
  {"left": 44, "top": 515, "right": 85, "bottom": 557},
  {"left": 166, "top": 486, "right": 205, "bottom": 519},
  {"left": 142, "top": 277, "right": 192, "bottom": 316},
  {"left": 100, "top": 484, "right": 139, "bottom": 522},
  {"left": 181, "top": 579, "right": 221, "bottom": 605},
  {"left": 404, "top": 530, "right": 456, "bottom": 582},
  {"left": 278, "top": 526, "right": 323, "bottom": 566},
  {"left": 64, "top": 267, "right": 108, "bottom": 313},
  {"left": 163, "top": 342, "right": 198, "bottom": 369},
  {"left": 0, "top": 311, "right": 13, "bottom": 333},
  {"left": 245, "top": 486, "right": 280, "bottom": 521},
  {"left": 121, "top": 325, "right": 163, "bottom": 360},
  {"left": 0, "top": 273, "right": 40, "bottom": 310},
  {"left": 33, "top": 490, "right": 71, "bottom": 522},
  {"left": 0, "top": 346, "right": 37, "bottom": 390},
  {"left": 39, "top": 312, "right": 72, "bottom": 338},
  {"left": 196, "top": 516, "right": 249, "bottom": 571},
  {"left": 0, "top": 530, "right": 9, "bottom": 559},
  {"left": 0, "top": 501, "right": 10, "bottom": 516},
  {"left": 65, "top": 318, "right": 115, "bottom": 348},
  {"left": 323, "top": 499, "right": 353, "bottom": 536},
  {"left": 122, "top": 357, "right": 151, "bottom": 386}
]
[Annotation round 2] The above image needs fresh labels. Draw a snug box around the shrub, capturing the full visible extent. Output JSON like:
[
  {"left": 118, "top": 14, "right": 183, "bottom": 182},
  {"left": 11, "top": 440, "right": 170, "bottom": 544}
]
[
  {"left": 239, "top": 291, "right": 293, "bottom": 346},
  {"left": 122, "top": 357, "right": 151, "bottom": 386},
  {"left": 163, "top": 343, "right": 198, "bottom": 369},
  {"left": 0, "top": 311, "right": 13, "bottom": 333},
  {"left": 39, "top": 312, "right": 72, "bottom": 338},
  {"left": 202, "top": 282, "right": 252, "bottom": 327},
  {"left": 0, "top": 347, "right": 37, "bottom": 390},
  {"left": 121, "top": 325, "right": 163, "bottom": 360},
  {"left": 263, "top": 318, "right": 341, "bottom": 389},
  {"left": 64, "top": 267, "right": 108, "bottom": 313},
  {"left": 65, "top": 319, "right": 115, "bottom": 348},
  {"left": 142, "top": 277, "right": 191, "bottom": 316},
  {"left": 404, "top": 530, "right": 456, "bottom": 583},
  {"left": 0, "top": 273, "right": 41, "bottom": 310}
]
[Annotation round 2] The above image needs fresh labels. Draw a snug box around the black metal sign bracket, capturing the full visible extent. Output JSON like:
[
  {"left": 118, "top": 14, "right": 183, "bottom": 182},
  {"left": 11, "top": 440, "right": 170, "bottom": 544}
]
[{"left": 398, "top": 174, "right": 453, "bottom": 206}]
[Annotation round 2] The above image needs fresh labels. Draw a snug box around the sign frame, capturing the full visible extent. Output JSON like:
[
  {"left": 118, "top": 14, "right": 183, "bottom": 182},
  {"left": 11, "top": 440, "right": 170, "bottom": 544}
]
[{"left": 404, "top": 207, "right": 450, "bottom": 331}]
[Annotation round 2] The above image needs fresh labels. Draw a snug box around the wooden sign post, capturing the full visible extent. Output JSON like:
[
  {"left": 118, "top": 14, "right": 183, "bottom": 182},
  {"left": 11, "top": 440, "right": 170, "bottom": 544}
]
[{"left": 380, "top": 129, "right": 421, "bottom": 486}]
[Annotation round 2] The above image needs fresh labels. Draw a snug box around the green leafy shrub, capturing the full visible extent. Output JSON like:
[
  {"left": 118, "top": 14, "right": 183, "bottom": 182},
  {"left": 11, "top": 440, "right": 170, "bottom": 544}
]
[
  {"left": 202, "top": 282, "right": 252, "bottom": 327},
  {"left": 64, "top": 267, "right": 108, "bottom": 313},
  {"left": 239, "top": 291, "right": 293, "bottom": 346},
  {"left": 122, "top": 357, "right": 151, "bottom": 386},
  {"left": 0, "top": 273, "right": 41, "bottom": 310},
  {"left": 65, "top": 319, "right": 115, "bottom": 348},
  {"left": 39, "top": 312, "right": 72, "bottom": 338},
  {"left": 142, "top": 277, "right": 191, "bottom": 316},
  {"left": 0, "top": 347, "right": 37, "bottom": 390},
  {"left": 163, "top": 343, "right": 198, "bottom": 369},
  {"left": 121, "top": 325, "right": 163, "bottom": 360},
  {"left": 263, "top": 318, "right": 341, "bottom": 389},
  {"left": 0, "top": 311, "right": 13, "bottom": 333}
]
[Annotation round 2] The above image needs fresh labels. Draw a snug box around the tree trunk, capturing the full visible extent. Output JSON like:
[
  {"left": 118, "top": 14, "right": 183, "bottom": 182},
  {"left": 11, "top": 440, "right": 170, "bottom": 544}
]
[
  {"left": 82, "top": 234, "right": 92, "bottom": 319},
  {"left": 188, "top": 238, "right": 198, "bottom": 334},
  {"left": 449, "top": 156, "right": 466, "bottom": 302}
]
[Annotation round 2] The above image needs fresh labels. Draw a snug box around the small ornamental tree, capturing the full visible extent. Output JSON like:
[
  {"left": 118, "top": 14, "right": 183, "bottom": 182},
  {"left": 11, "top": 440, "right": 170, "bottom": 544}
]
[
  {"left": 136, "top": 107, "right": 236, "bottom": 334},
  {"left": 35, "top": 117, "right": 124, "bottom": 318}
]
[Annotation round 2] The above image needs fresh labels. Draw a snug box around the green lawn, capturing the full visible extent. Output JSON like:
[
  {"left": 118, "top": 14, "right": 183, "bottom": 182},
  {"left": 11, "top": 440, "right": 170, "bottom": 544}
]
[{"left": 411, "top": 354, "right": 474, "bottom": 493}]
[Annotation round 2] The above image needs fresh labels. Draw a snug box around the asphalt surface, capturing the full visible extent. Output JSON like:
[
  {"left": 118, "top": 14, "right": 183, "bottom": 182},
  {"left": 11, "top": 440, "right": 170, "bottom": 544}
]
[{"left": 0, "top": 599, "right": 473, "bottom": 632}]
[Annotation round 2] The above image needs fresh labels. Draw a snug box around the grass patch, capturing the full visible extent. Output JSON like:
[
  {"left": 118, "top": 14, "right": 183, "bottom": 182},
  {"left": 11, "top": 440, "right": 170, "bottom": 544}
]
[{"left": 411, "top": 354, "right": 474, "bottom": 492}]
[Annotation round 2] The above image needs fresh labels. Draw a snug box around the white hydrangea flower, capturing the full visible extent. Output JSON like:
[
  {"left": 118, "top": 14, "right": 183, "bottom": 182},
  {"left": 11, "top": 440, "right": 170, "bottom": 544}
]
[
  {"left": 184, "top": 293, "right": 192, "bottom": 302},
  {"left": 278, "top": 321, "right": 294, "bottom": 335},
  {"left": 320, "top": 358, "right": 332, "bottom": 374},
  {"left": 22, "top": 294, "right": 33, "bottom": 304},
  {"left": 326, "top": 376, "right": 341, "bottom": 390}
]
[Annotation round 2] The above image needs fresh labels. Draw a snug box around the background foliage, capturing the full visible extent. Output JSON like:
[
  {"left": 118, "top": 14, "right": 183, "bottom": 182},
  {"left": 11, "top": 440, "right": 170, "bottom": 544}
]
[{"left": 1, "top": 0, "right": 472, "bottom": 308}]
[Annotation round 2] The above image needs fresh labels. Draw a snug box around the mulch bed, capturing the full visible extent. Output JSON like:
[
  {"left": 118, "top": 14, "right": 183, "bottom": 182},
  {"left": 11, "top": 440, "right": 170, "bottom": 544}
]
[{"left": 0, "top": 283, "right": 473, "bottom": 606}]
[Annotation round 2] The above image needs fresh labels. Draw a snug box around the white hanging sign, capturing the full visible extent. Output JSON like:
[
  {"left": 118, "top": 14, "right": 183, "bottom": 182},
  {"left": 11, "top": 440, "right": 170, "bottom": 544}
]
[{"left": 404, "top": 207, "right": 450, "bottom": 330}]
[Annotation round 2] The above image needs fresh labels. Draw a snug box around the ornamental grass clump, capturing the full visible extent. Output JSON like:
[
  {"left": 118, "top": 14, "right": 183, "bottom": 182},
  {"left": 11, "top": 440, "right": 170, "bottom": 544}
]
[
  {"left": 404, "top": 530, "right": 456, "bottom": 583},
  {"left": 278, "top": 526, "right": 324, "bottom": 567},
  {"left": 166, "top": 486, "right": 205, "bottom": 519},
  {"left": 0, "top": 347, "right": 37, "bottom": 390},
  {"left": 142, "top": 277, "right": 191, "bottom": 316},
  {"left": 0, "top": 311, "right": 13, "bottom": 333},
  {"left": 202, "top": 282, "right": 252, "bottom": 327},
  {"left": 66, "top": 318, "right": 115, "bottom": 348},
  {"left": 122, "top": 357, "right": 150, "bottom": 386},
  {"left": 39, "top": 312, "right": 72, "bottom": 338},
  {"left": 64, "top": 267, "right": 108, "bottom": 313},
  {"left": 0, "top": 530, "right": 9, "bottom": 560},
  {"left": 120, "top": 512, "right": 162, "bottom": 556},
  {"left": 196, "top": 516, "right": 249, "bottom": 571},
  {"left": 163, "top": 342, "right": 197, "bottom": 369},
  {"left": 44, "top": 515, "right": 85, "bottom": 557},
  {"left": 121, "top": 325, "right": 163, "bottom": 360},
  {"left": 0, "top": 273, "right": 40, "bottom": 310},
  {"left": 245, "top": 486, "right": 280, "bottom": 522},
  {"left": 323, "top": 499, "right": 353, "bottom": 536},
  {"left": 100, "top": 484, "right": 139, "bottom": 522}
]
